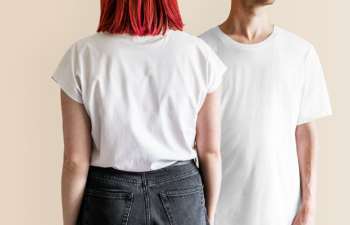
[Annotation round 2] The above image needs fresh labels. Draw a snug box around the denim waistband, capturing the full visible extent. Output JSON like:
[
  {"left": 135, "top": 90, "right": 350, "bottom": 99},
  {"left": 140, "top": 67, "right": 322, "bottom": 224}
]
[
  {"left": 87, "top": 159, "right": 199, "bottom": 185},
  {"left": 168, "top": 159, "right": 196, "bottom": 167}
]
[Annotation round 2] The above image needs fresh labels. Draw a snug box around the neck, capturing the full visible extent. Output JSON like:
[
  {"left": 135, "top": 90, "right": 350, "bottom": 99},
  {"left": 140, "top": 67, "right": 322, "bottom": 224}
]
[{"left": 219, "top": 1, "right": 273, "bottom": 44}]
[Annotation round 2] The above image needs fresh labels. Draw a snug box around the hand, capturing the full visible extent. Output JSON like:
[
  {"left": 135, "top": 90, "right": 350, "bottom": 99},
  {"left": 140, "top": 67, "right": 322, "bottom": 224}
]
[{"left": 292, "top": 204, "right": 316, "bottom": 225}]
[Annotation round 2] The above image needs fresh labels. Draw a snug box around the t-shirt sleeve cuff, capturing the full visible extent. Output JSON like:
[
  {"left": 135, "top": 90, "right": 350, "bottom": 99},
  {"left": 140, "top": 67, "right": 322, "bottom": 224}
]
[
  {"left": 207, "top": 64, "right": 227, "bottom": 94},
  {"left": 51, "top": 73, "right": 84, "bottom": 104},
  {"left": 296, "top": 108, "right": 332, "bottom": 125}
]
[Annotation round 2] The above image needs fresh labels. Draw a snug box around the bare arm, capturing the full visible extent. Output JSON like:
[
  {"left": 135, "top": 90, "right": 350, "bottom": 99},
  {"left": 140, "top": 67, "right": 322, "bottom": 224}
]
[
  {"left": 195, "top": 86, "right": 222, "bottom": 225},
  {"left": 60, "top": 90, "right": 92, "bottom": 225},
  {"left": 293, "top": 121, "right": 318, "bottom": 225}
]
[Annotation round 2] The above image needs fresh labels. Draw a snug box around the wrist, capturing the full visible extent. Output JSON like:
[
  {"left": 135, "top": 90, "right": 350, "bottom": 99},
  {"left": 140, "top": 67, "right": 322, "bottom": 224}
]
[
  {"left": 300, "top": 201, "right": 316, "bottom": 216},
  {"left": 301, "top": 198, "right": 316, "bottom": 208}
]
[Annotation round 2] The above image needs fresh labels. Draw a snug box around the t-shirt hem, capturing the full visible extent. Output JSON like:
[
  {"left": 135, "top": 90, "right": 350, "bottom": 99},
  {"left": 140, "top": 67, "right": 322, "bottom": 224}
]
[
  {"left": 207, "top": 64, "right": 227, "bottom": 94},
  {"left": 51, "top": 73, "right": 84, "bottom": 104},
  {"left": 296, "top": 109, "right": 332, "bottom": 126}
]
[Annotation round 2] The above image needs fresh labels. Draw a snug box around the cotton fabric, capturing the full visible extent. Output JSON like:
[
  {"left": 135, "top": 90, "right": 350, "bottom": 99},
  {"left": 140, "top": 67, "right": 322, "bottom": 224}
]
[
  {"left": 199, "top": 25, "right": 332, "bottom": 225},
  {"left": 52, "top": 30, "right": 227, "bottom": 172}
]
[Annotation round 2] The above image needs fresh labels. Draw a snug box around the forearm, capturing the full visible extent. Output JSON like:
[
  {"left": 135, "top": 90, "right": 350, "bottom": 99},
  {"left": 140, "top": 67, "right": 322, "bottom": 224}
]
[
  {"left": 298, "top": 147, "right": 318, "bottom": 208},
  {"left": 296, "top": 122, "right": 318, "bottom": 210},
  {"left": 61, "top": 161, "right": 90, "bottom": 225},
  {"left": 198, "top": 152, "right": 222, "bottom": 223}
]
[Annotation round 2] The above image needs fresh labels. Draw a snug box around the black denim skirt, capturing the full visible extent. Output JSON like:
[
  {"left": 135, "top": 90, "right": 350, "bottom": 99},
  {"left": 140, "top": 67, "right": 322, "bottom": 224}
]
[{"left": 77, "top": 160, "right": 210, "bottom": 225}]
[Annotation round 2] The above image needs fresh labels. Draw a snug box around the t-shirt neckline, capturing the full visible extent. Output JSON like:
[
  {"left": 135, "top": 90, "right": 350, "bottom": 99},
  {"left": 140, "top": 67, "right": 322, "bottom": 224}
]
[
  {"left": 213, "top": 24, "right": 279, "bottom": 50},
  {"left": 103, "top": 29, "right": 176, "bottom": 39}
]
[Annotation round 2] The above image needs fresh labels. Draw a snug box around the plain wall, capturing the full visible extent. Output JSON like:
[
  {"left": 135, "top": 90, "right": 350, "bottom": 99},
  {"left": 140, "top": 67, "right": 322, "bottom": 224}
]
[{"left": 0, "top": 0, "right": 349, "bottom": 224}]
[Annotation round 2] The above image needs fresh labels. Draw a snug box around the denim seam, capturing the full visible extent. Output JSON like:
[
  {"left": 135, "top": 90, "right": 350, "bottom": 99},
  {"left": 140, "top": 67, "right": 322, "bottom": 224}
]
[
  {"left": 148, "top": 170, "right": 199, "bottom": 186},
  {"left": 90, "top": 177, "right": 139, "bottom": 187},
  {"left": 86, "top": 189, "right": 133, "bottom": 198},
  {"left": 164, "top": 186, "right": 204, "bottom": 197},
  {"left": 123, "top": 193, "right": 133, "bottom": 225},
  {"left": 142, "top": 173, "right": 151, "bottom": 225},
  {"left": 90, "top": 172, "right": 142, "bottom": 184},
  {"left": 200, "top": 189, "right": 205, "bottom": 225},
  {"left": 159, "top": 194, "right": 175, "bottom": 225},
  {"left": 159, "top": 186, "right": 204, "bottom": 225},
  {"left": 84, "top": 189, "right": 134, "bottom": 224}
]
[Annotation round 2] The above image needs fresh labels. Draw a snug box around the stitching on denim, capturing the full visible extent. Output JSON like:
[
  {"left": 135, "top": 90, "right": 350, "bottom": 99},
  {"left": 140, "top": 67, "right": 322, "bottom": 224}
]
[
  {"left": 84, "top": 189, "right": 134, "bottom": 225},
  {"left": 200, "top": 189, "right": 205, "bottom": 225},
  {"left": 165, "top": 185, "right": 204, "bottom": 197},
  {"left": 123, "top": 193, "right": 133, "bottom": 225},
  {"left": 142, "top": 173, "right": 151, "bottom": 225},
  {"left": 148, "top": 170, "right": 199, "bottom": 186},
  {"left": 90, "top": 172, "right": 142, "bottom": 184},
  {"left": 159, "top": 194, "right": 174, "bottom": 225},
  {"left": 159, "top": 185, "right": 203, "bottom": 225},
  {"left": 86, "top": 189, "right": 133, "bottom": 199},
  {"left": 90, "top": 177, "right": 139, "bottom": 187}
]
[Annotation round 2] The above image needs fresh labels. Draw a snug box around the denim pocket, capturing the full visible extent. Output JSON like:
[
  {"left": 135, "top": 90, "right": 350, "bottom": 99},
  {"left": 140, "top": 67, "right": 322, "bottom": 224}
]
[
  {"left": 83, "top": 189, "right": 133, "bottom": 225},
  {"left": 159, "top": 185, "right": 205, "bottom": 225}
]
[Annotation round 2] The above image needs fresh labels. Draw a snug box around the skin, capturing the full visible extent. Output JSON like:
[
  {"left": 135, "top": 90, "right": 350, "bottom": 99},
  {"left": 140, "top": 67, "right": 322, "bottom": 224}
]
[
  {"left": 294, "top": 121, "right": 318, "bottom": 225},
  {"left": 196, "top": 86, "right": 222, "bottom": 225},
  {"left": 220, "top": 1, "right": 319, "bottom": 224},
  {"left": 60, "top": 84, "right": 222, "bottom": 225},
  {"left": 219, "top": 0, "right": 275, "bottom": 44},
  {"left": 60, "top": 90, "right": 91, "bottom": 225}
]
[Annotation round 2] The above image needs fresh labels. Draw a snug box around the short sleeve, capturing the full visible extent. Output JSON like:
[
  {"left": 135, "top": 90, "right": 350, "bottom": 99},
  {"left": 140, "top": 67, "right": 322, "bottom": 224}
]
[
  {"left": 51, "top": 42, "right": 83, "bottom": 104},
  {"left": 205, "top": 45, "right": 227, "bottom": 94},
  {"left": 297, "top": 46, "right": 332, "bottom": 125}
]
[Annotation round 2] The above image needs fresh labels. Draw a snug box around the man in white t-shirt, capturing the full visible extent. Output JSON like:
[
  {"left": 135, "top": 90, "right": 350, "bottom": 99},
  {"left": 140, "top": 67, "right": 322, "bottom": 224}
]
[{"left": 199, "top": 0, "right": 332, "bottom": 224}]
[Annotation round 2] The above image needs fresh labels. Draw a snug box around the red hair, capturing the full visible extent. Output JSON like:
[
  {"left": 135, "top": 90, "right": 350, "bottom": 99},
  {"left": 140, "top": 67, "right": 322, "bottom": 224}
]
[{"left": 97, "top": 0, "right": 184, "bottom": 36}]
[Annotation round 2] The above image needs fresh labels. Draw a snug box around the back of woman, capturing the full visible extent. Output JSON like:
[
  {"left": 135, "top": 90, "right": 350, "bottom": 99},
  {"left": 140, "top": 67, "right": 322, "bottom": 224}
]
[
  {"left": 53, "top": 29, "right": 224, "bottom": 171},
  {"left": 52, "top": 0, "right": 226, "bottom": 224}
]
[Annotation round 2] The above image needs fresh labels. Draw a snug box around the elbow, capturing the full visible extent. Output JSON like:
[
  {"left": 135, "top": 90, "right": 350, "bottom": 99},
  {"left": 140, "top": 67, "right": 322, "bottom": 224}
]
[
  {"left": 197, "top": 147, "right": 221, "bottom": 168},
  {"left": 63, "top": 160, "right": 79, "bottom": 171},
  {"left": 62, "top": 159, "right": 90, "bottom": 175},
  {"left": 198, "top": 146, "right": 221, "bottom": 159},
  {"left": 207, "top": 148, "right": 221, "bottom": 157},
  {"left": 62, "top": 150, "right": 90, "bottom": 172}
]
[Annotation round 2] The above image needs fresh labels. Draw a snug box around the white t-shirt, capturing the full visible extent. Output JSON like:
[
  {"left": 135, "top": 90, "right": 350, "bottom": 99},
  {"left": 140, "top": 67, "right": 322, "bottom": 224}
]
[
  {"left": 199, "top": 25, "right": 332, "bottom": 225},
  {"left": 52, "top": 29, "right": 227, "bottom": 172}
]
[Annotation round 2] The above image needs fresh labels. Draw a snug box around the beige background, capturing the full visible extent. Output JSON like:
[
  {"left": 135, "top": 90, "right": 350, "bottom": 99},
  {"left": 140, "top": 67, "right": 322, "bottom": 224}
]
[{"left": 0, "top": 0, "right": 349, "bottom": 224}]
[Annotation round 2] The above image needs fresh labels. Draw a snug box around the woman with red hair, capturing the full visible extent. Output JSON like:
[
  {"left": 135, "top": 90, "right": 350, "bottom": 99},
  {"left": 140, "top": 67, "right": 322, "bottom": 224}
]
[{"left": 51, "top": 0, "right": 226, "bottom": 224}]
